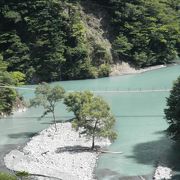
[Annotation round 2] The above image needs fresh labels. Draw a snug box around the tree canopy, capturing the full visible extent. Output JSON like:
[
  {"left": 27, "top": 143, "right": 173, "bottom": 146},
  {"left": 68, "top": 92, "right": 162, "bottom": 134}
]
[
  {"left": 30, "top": 83, "right": 65, "bottom": 131},
  {"left": 0, "top": 0, "right": 179, "bottom": 83},
  {"left": 164, "top": 76, "right": 180, "bottom": 140},
  {"left": 0, "top": 0, "right": 111, "bottom": 83},
  {"left": 0, "top": 55, "right": 18, "bottom": 116},
  {"left": 96, "top": 0, "right": 180, "bottom": 67},
  {"left": 0, "top": 172, "right": 17, "bottom": 180},
  {"left": 64, "top": 91, "right": 94, "bottom": 120},
  {"left": 64, "top": 91, "right": 117, "bottom": 149}
]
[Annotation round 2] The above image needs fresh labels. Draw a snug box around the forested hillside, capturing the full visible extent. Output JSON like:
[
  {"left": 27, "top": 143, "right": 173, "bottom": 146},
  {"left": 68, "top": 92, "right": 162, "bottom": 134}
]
[
  {"left": 96, "top": 0, "right": 180, "bottom": 67},
  {"left": 0, "top": 0, "right": 179, "bottom": 84}
]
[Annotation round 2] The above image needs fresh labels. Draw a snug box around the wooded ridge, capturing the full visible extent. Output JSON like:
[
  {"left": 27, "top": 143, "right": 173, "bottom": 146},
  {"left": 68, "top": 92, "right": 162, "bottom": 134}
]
[{"left": 0, "top": 0, "right": 179, "bottom": 83}]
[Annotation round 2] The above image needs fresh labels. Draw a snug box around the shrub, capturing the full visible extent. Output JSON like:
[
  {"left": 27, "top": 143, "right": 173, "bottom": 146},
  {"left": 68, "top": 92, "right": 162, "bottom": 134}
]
[
  {"left": 98, "top": 64, "right": 111, "bottom": 77},
  {"left": 0, "top": 172, "right": 17, "bottom": 180}
]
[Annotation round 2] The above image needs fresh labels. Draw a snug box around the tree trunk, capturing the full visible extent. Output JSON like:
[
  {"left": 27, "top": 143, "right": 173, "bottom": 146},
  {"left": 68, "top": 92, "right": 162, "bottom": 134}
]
[
  {"left": 91, "top": 119, "right": 98, "bottom": 150},
  {"left": 52, "top": 111, "right": 57, "bottom": 131},
  {"left": 91, "top": 134, "right": 95, "bottom": 150}
]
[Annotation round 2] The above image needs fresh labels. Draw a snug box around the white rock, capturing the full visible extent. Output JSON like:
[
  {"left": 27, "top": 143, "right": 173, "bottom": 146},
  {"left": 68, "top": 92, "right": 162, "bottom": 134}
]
[
  {"left": 154, "top": 166, "right": 172, "bottom": 180},
  {"left": 110, "top": 62, "right": 166, "bottom": 76},
  {"left": 4, "top": 123, "right": 110, "bottom": 180}
]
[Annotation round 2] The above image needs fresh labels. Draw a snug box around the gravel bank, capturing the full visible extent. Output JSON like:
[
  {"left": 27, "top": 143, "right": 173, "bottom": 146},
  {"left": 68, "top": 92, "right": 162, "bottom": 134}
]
[
  {"left": 4, "top": 123, "right": 110, "bottom": 180},
  {"left": 110, "top": 62, "right": 166, "bottom": 76}
]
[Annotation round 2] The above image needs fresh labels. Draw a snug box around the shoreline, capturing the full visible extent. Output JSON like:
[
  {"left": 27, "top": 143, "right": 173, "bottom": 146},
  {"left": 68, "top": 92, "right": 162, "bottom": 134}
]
[
  {"left": 110, "top": 62, "right": 168, "bottom": 76},
  {"left": 4, "top": 122, "right": 110, "bottom": 180},
  {"left": 0, "top": 107, "right": 27, "bottom": 119}
]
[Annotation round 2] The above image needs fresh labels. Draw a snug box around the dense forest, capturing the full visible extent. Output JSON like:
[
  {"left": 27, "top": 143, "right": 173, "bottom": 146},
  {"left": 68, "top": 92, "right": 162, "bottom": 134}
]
[
  {"left": 0, "top": 0, "right": 179, "bottom": 83},
  {"left": 0, "top": 0, "right": 179, "bottom": 114},
  {"left": 0, "top": 0, "right": 112, "bottom": 83},
  {"left": 95, "top": 0, "right": 180, "bottom": 67}
]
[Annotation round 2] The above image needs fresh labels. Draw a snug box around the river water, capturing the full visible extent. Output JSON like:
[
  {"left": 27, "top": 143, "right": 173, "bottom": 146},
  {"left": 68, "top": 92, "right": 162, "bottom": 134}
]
[{"left": 0, "top": 65, "right": 180, "bottom": 179}]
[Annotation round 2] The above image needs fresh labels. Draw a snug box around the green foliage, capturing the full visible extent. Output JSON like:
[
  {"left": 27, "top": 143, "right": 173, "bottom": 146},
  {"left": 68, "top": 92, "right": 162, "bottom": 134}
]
[
  {"left": 113, "top": 35, "right": 133, "bottom": 61},
  {"left": 0, "top": 0, "right": 179, "bottom": 82},
  {"left": 0, "top": 87, "right": 16, "bottom": 115},
  {"left": 0, "top": 0, "right": 110, "bottom": 82},
  {"left": 10, "top": 71, "right": 25, "bottom": 86},
  {"left": 0, "top": 0, "right": 66, "bottom": 83},
  {"left": 15, "top": 171, "right": 29, "bottom": 180},
  {"left": 64, "top": 91, "right": 117, "bottom": 149},
  {"left": 96, "top": 0, "right": 180, "bottom": 67},
  {"left": 0, "top": 32, "right": 30, "bottom": 72},
  {"left": 63, "top": 7, "right": 100, "bottom": 80},
  {"left": 98, "top": 64, "right": 111, "bottom": 77},
  {"left": 0, "top": 54, "right": 7, "bottom": 71},
  {"left": 72, "top": 20, "right": 86, "bottom": 43},
  {"left": 0, "top": 172, "right": 17, "bottom": 180},
  {"left": 64, "top": 91, "right": 94, "bottom": 120},
  {"left": 30, "top": 83, "right": 65, "bottom": 130},
  {"left": 164, "top": 76, "right": 180, "bottom": 140},
  {"left": 0, "top": 57, "right": 18, "bottom": 115},
  {"left": 92, "top": 43, "right": 112, "bottom": 65}
]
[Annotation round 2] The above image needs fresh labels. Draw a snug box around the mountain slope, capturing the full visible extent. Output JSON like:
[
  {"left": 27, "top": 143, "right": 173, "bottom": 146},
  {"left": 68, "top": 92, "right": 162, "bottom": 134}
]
[{"left": 0, "top": 0, "right": 179, "bottom": 83}]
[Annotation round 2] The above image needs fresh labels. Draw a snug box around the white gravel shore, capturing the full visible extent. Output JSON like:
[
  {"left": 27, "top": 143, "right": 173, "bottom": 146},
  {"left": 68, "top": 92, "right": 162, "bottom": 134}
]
[
  {"left": 110, "top": 62, "right": 166, "bottom": 76},
  {"left": 4, "top": 123, "right": 110, "bottom": 180}
]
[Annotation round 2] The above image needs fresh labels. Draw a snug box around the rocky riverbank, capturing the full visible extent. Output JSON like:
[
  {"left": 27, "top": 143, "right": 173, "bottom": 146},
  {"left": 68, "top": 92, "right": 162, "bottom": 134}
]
[
  {"left": 110, "top": 62, "right": 166, "bottom": 76},
  {"left": 0, "top": 97, "right": 27, "bottom": 118},
  {"left": 4, "top": 123, "right": 110, "bottom": 180},
  {"left": 153, "top": 166, "right": 172, "bottom": 180}
]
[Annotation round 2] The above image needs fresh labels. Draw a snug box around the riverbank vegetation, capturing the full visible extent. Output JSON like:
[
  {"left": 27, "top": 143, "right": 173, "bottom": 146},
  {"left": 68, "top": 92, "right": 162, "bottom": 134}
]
[
  {"left": 0, "top": 171, "right": 29, "bottom": 180},
  {"left": 30, "top": 83, "right": 65, "bottom": 131},
  {"left": 0, "top": 172, "right": 17, "bottom": 180},
  {"left": 165, "top": 76, "right": 180, "bottom": 140},
  {"left": 0, "top": 0, "right": 179, "bottom": 84},
  {"left": 0, "top": 55, "right": 25, "bottom": 116}
]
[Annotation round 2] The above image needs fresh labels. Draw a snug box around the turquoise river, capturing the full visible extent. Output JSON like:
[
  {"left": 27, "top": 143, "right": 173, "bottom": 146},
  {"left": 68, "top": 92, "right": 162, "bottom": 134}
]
[{"left": 0, "top": 65, "right": 180, "bottom": 179}]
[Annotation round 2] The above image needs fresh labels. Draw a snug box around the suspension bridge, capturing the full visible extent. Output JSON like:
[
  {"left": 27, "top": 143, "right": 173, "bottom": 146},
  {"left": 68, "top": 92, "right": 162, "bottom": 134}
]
[{"left": 0, "top": 85, "right": 171, "bottom": 93}]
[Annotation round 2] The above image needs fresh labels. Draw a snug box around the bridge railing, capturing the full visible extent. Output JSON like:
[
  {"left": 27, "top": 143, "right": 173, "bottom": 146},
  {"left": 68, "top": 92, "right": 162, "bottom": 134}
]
[{"left": 0, "top": 85, "right": 171, "bottom": 93}]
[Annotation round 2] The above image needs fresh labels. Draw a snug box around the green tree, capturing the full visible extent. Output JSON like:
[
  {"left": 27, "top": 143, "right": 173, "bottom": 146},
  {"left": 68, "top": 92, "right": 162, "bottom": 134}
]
[
  {"left": 0, "top": 0, "right": 66, "bottom": 83},
  {"left": 30, "top": 83, "right": 65, "bottom": 131},
  {"left": 64, "top": 91, "right": 117, "bottom": 149},
  {"left": 0, "top": 56, "right": 17, "bottom": 116},
  {"left": 0, "top": 172, "right": 17, "bottom": 180},
  {"left": 0, "top": 84, "right": 16, "bottom": 115},
  {"left": 10, "top": 71, "right": 26, "bottom": 86},
  {"left": 0, "top": 54, "right": 7, "bottom": 71},
  {"left": 64, "top": 91, "right": 94, "bottom": 121},
  {"left": 15, "top": 171, "right": 29, "bottom": 180},
  {"left": 96, "top": 0, "right": 180, "bottom": 67},
  {"left": 98, "top": 64, "right": 111, "bottom": 77},
  {"left": 164, "top": 76, "right": 180, "bottom": 140},
  {"left": 0, "top": 32, "right": 30, "bottom": 73},
  {"left": 0, "top": 0, "right": 179, "bottom": 82}
]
